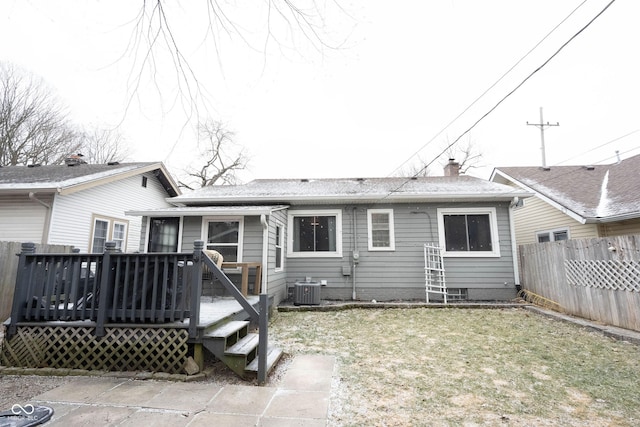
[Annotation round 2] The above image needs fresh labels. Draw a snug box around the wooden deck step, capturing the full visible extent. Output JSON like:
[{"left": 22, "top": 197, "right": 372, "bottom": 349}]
[
  {"left": 225, "top": 333, "right": 259, "bottom": 356},
  {"left": 245, "top": 346, "right": 284, "bottom": 373},
  {"left": 206, "top": 320, "right": 249, "bottom": 339}
]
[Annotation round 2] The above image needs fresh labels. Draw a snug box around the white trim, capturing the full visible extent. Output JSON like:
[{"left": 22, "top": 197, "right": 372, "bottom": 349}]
[
  {"left": 201, "top": 216, "right": 244, "bottom": 262},
  {"left": 274, "top": 220, "right": 284, "bottom": 272},
  {"left": 536, "top": 227, "right": 570, "bottom": 243},
  {"left": 287, "top": 209, "right": 343, "bottom": 258},
  {"left": 367, "top": 208, "right": 395, "bottom": 251},
  {"left": 437, "top": 207, "right": 501, "bottom": 258}
]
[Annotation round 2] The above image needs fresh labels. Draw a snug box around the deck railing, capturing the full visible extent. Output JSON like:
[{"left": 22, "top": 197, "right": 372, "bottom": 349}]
[{"left": 7, "top": 241, "right": 200, "bottom": 337}]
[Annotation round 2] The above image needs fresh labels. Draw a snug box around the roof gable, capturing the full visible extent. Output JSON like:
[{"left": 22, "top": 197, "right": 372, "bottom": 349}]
[
  {"left": 0, "top": 162, "right": 180, "bottom": 197},
  {"left": 492, "top": 154, "right": 640, "bottom": 222}
]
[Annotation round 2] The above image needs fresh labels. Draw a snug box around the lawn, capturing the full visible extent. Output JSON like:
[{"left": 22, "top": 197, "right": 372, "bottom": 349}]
[{"left": 269, "top": 307, "right": 640, "bottom": 426}]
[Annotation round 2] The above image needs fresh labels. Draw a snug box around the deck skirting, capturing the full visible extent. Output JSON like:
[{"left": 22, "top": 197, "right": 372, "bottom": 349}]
[{"left": 1, "top": 325, "right": 189, "bottom": 374}]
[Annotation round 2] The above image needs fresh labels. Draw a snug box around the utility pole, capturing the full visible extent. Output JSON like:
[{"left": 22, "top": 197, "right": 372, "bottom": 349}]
[{"left": 527, "top": 107, "right": 559, "bottom": 168}]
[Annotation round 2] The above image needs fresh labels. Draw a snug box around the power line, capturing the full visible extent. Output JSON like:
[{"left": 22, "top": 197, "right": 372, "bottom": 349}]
[
  {"left": 380, "top": 0, "right": 617, "bottom": 201},
  {"left": 554, "top": 129, "right": 639, "bottom": 165},
  {"left": 388, "top": 0, "right": 590, "bottom": 177}
]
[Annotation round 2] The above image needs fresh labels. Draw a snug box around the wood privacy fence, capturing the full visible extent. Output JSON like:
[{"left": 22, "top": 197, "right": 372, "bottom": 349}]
[
  {"left": 1, "top": 241, "right": 73, "bottom": 322},
  {"left": 519, "top": 235, "right": 640, "bottom": 332}
]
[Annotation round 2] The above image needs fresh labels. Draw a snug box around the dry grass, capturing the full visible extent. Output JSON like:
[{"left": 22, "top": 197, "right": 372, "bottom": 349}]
[{"left": 269, "top": 307, "right": 640, "bottom": 426}]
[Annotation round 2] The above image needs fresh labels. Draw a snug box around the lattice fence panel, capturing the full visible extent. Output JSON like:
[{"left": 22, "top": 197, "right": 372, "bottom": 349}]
[
  {"left": 1, "top": 326, "right": 189, "bottom": 374},
  {"left": 565, "top": 260, "right": 640, "bottom": 292}
]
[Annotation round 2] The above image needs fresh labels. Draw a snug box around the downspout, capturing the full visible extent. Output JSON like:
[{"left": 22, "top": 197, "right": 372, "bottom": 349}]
[
  {"left": 509, "top": 197, "right": 521, "bottom": 287},
  {"left": 29, "top": 192, "right": 52, "bottom": 244},
  {"left": 260, "top": 214, "right": 269, "bottom": 294},
  {"left": 352, "top": 207, "right": 358, "bottom": 300}
]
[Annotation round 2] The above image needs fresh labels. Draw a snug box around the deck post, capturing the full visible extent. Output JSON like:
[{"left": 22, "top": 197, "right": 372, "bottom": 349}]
[
  {"left": 95, "top": 242, "right": 117, "bottom": 337},
  {"left": 258, "top": 293, "right": 268, "bottom": 385},
  {"left": 7, "top": 242, "right": 36, "bottom": 337},
  {"left": 190, "top": 240, "right": 204, "bottom": 338}
]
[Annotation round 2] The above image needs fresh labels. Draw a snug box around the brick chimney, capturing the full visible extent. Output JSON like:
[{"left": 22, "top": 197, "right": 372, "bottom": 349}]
[{"left": 444, "top": 158, "right": 460, "bottom": 177}]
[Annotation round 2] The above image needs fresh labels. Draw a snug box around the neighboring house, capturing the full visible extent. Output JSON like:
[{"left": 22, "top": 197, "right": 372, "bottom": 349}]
[
  {"left": 127, "top": 161, "right": 531, "bottom": 305},
  {"left": 490, "top": 154, "right": 640, "bottom": 246},
  {"left": 0, "top": 161, "right": 180, "bottom": 252}
]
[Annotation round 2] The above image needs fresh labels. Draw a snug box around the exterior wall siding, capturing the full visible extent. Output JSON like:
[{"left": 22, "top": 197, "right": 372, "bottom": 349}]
[
  {"left": 598, "top": 218, "right": 640, "bottom": 237},
  {"left": 513, "top": 196, "right": 598, "bottom": 245},
  {"left": 284, "top": 202, "right": 518, "bottom": 302},
  {"left": 0, "top": 194, "right": 51, "bottom": 243},
  {"left": 48, "top": 172, "right": 173, "bottom": 252},
  {"left": 266, "top": 209, "right": 288, "bottom": 305},
  {"left": 166, "top": 201, "right": 519, "bottom": 303}
]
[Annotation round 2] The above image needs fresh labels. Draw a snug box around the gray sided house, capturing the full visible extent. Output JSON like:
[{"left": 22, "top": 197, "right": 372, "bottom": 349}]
[
  {"left": 128, "top": 169, "right": 531, "bottom": 305},
  {"left": 0, "top": 161, "right": 179, "bottom": 252}
]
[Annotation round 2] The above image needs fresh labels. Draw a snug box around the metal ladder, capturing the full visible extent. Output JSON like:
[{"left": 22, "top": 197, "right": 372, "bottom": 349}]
[{"left": 424, "top": 244, "right": 447, "bottom": 304}]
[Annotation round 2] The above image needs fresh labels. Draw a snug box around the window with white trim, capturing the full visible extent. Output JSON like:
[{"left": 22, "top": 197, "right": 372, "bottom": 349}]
[
  {"left": 203, "top": 217, "right": 243, "bottom": 262},
  {"left": 90, "top": 216, "right": 129, "bottom": 253},
  {"left": 537, "top": 229, "right": 569, "bottom": 243},
  {"left": 287, "top": 209, "right": 342, "bottom": 257},
  {"left": 112, "top": 222, "right": 127, "bottom": 250},
  {"left": 275, "top": 222, "right": 284, "bottom": 271},
  {"left": 367, "top": 209, "right": 395, "bottom": 251},
  {"left": 437, "top": 208, "right": 500, "bottom": 257}
]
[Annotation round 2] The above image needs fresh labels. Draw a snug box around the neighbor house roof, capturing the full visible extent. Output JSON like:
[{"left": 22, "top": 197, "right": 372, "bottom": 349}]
[
  {"left": 490, "top": 154, "right": 640, "bottom": 223},
  {"left": 169, "top": 175, "right": 531, "bottom": 205},
  {"left": 0, "top": 162, "right": 180, "bottom": 197}
]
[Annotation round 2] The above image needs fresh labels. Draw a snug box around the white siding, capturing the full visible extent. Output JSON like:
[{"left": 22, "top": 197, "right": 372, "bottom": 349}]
[
  {"left": 513, "top": 196, "right": 598, "bottom": 245},
  {"left": 48, "top": 172, "right": 173, "bottom": 252},
  {"left": 0, "top": 194, "right": 51, "bottom": 243}
]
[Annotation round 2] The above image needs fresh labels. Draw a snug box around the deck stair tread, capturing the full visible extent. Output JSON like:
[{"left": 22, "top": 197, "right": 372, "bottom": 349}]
[
  {"left": 225, "top": 333, "right": 259, "bottom": 356},
  {"left": 205, "top": 320, "right": 249, "bottom": 339},
  {"left": 245, "top": 346, "right": 283, "bottom": 373}
]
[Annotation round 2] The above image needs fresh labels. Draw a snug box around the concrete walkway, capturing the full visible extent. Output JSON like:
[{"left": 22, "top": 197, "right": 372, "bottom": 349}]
[{"left": 29, "top": 355, "right": 334, "bottom": 426}]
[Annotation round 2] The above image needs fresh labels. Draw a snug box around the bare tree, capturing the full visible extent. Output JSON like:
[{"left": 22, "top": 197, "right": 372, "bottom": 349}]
[
  {"left": 178, "top": 120, "right": 248, "bottom": 189},
  {"left": 396, "top": 155, "right": 432, "bottom": 177},
  {"left": 122, "top": 1, "right": 349, "bottom": 123},
  {"left": 77, "top": 127, "right": 133, "bottom": 164},
  {"left": 0, "top": 63, "right": 81, "bottom": 166},
  {"left": 444, "top": 137, "right": 483, "bottom": 175}
]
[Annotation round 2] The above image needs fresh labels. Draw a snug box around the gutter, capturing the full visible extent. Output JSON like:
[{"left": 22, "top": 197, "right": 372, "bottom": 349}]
[
  {"left": 260, "top": 214, "right": 269, "bottom": 294},
  {"left": 509, "top": 197, "right": 521, "bottom": 286}
]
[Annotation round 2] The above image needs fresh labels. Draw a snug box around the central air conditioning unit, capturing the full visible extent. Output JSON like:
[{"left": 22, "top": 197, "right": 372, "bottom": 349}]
[{"left": 294, "top": 281, "right": 321, "bottom": 305}]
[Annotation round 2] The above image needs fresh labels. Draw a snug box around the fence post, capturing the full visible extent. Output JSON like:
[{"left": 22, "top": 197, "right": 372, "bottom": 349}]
[
  {"left": 7, "top": 242, "right": 36, "bottom": 337},
  {"left": 190, "top": 240, "right": 204, "bottom": 338},
  {"left": 258, "top": 293, "right": 269, "bottom": 385},
  {"left": 95, "top": 242, "right": 117, "bottom": 337}
]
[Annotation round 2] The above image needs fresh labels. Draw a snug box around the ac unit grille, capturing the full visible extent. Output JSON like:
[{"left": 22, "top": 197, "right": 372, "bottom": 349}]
[{"left": 294, "top": 283, "right": 321, "bottom": 305}]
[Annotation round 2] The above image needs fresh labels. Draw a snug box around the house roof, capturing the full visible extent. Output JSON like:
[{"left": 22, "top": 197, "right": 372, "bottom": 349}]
[
  {"left": 491, "top": 154, "right": 640, "bottom": 223},
  {"left": 0, "top": 162, "right": 180, "bottom": 197},
  {"left": 169, "top": 175, "right": 531, "bottom": 205}
]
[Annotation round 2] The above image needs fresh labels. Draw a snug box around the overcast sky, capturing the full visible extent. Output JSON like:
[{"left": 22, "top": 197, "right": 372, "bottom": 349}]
[{"left": 1, "top": 1, "right": 638, "bottom": 182}]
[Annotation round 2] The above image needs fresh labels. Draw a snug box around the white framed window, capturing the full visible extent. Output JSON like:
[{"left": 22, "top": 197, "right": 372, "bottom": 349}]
[
  {"left": 437, "top": 208, "right": 500, "bottom": 257},
  {"left": 91, "top": 219, "right": 109, "bottom": 253},
  {"left": 367, "top": 209, "right": 395, "bottom": 251},
  {"left": 536, "top": 228, "right": 569, "bottom": 243},
  {"left": 112, "top": 222, "right": 127, "bottom": 250},
  {"left": 275, "top": 222, "right": 284, "bottom": 271},
  {"left": 202, "top": 217, "right": 243, "bottom": 262},
  {"left": 90, "top": 216, "right": 129, "bottom": 253},
  {"left": 287, "top": 209, "right": 342, "bottom": 258}
]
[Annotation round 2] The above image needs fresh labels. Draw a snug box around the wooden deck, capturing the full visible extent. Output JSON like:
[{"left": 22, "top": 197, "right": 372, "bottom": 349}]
[{"left": 3, "top": 241, "right": 275, "bottom": 381}]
